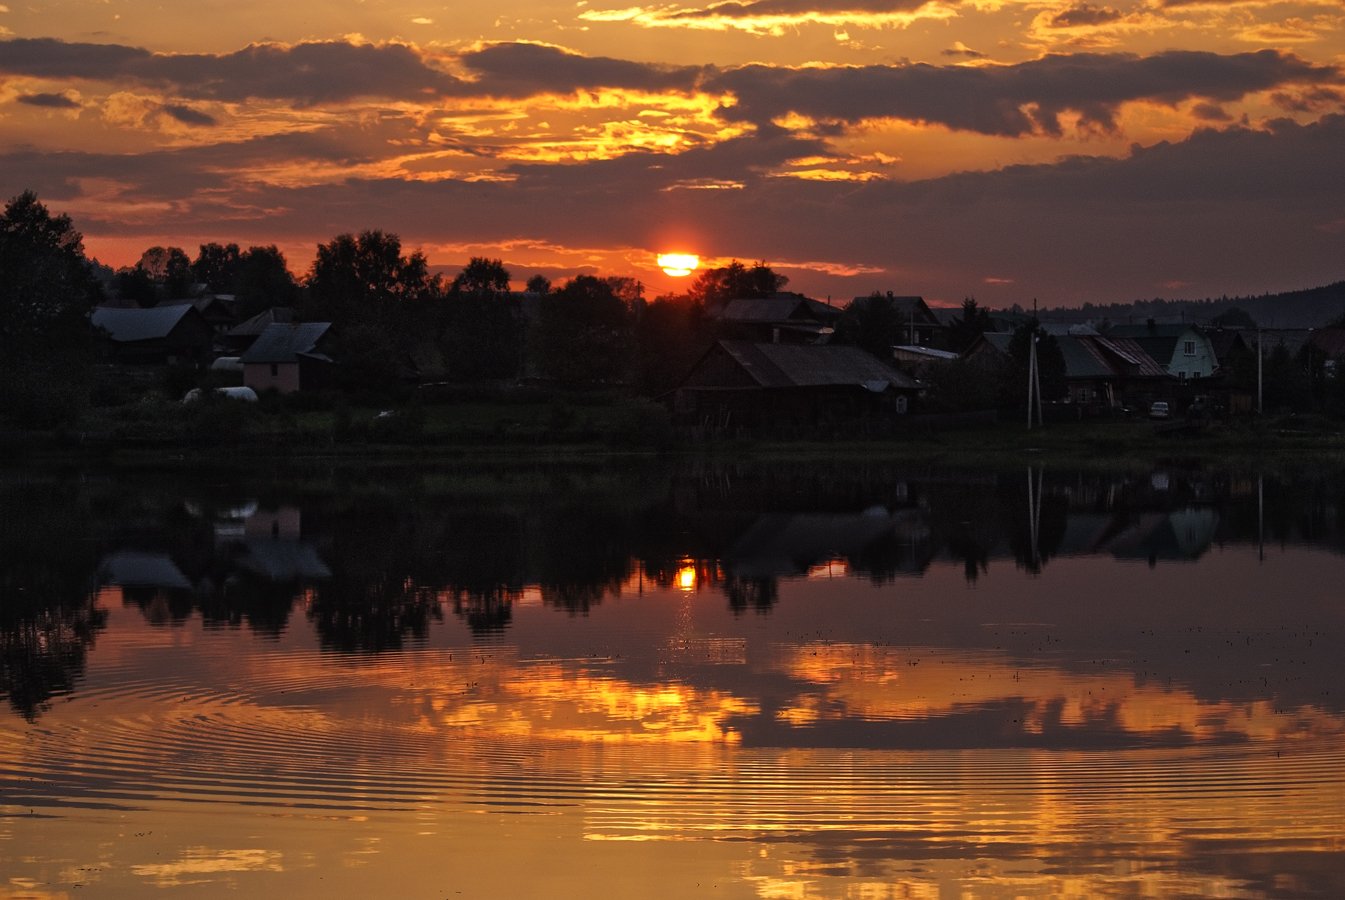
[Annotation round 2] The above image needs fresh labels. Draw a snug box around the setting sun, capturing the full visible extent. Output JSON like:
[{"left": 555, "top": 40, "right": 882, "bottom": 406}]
[{"left": 658, "top": 253, "right": 700, "bottom": 278}]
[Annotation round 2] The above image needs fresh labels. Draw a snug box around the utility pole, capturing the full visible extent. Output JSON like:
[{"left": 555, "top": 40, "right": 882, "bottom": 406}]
[{"left": 1257, "top": 327, "right": 1263, "bottom": 415}]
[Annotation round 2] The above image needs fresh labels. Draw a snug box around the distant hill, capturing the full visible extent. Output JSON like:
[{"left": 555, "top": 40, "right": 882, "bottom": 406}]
[{"left": 1031, "top": 280, "right": 1345, "bottom": 329}]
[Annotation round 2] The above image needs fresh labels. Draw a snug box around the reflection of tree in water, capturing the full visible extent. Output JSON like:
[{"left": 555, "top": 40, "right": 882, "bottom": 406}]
[
  {"left": 0, "top": 603, "right": 107, "bottom": 721},
  {"left": 0, "top": 481, "right": 106, "bottom": 720},
  {"left": 120, "top": 585, "right": 196, "bottom": 625},
  {"left": 450, "top": 587, "right": 516, "bottom": 636},
  {"left": 724, "top": 576, "right": 777, "bottom": 614},
  {"left": 534, "top": 504, "right": 633, "bottom": 615},
  {"left": 306, "top": 502, "right": 444, "bottom": 652},
  {"left": 198, "top": 577, "right": 299, "bottom": 638},
  {"left": 309, "top": 581, "right": 443, "bottom": 653}
]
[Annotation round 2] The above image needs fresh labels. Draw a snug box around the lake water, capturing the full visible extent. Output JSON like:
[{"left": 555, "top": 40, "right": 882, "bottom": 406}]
[{"left": 2, "top": 458, "right": 1343, "bottom": 897}]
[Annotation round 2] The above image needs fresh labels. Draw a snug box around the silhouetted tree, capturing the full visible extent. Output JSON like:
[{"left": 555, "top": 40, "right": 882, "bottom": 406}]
[
  {"left": 0, "top": 191, "right": 101, "bottom": 425},
  {"left": 1211, "top": 307, "right": 1256, "bottom": 329},
  {"left": 113, "top": 266, "right": 157, "bottom": 306},
  {"left": 233, "top": 245, "right": 298, "bottom": 318},
  {"left": 192, "top": 242, "right": 242, "bottom": 292},
  {"left": 945, "top": 297, "right": 993, "bottom": 353},
  {"left": 688, "top": 260, "right": 786, "bottom": 308},
  {"left": 305, "top": 230, "right": 441, "bottom": 384},
  {"left": 531, "top": 275, "right": 634, "bottom": 386},
  {"left": 525, "top": 273, "right": 552, "bottom": 294},
  {"left": 833, "top": 292, "right": 907, "bottom": 358},
  {"left": 451, "top": 257, "right": 510, "bottom": 297},
  {"left": 634, "top": 295, "right": 714, "bottom": 396},
  {"left": 138, "top": 245, "right": 194, "bottom": 299}
]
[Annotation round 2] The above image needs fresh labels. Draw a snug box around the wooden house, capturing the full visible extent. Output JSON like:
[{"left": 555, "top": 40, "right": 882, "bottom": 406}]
[
  {"left": 1105, "top": 323, "right": 1219, "bottom": 382},
  {"left": 674, "top": 339, "right": 922, "bottom": 432},
  {"left": 90, "top": 303, "right": 215, "bottom": 365},
  {"left": 712, "top": 293, "right": 841, "bottom": 344},
  {"left": 239, "top": 322, "right": 333, "bottom": 394}
]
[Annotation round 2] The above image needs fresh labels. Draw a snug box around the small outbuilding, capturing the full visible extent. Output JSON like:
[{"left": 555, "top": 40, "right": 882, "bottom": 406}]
[{"left": 239, "top": 322, "right": 333, "bottom": 394}]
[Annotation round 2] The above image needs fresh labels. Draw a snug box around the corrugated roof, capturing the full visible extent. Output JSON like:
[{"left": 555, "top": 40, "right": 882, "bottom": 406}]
[
  {"left": 720, "top": 296, "right": 834, "bottom": 324},
  {"left": 240, "top": 322, "right": 331, "bottom": 364},
  {"left": 228, "top": 306, "right": 294, "bottom": 337},
  {"left": 719, "top": 340, "right": 920, "bottom": 390},
  {"left": 91, "top": 304, "right": 194, "bottom": 342}
]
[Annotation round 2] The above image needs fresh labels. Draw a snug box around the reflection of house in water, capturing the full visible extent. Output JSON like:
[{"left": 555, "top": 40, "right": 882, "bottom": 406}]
[
  {"left": 723, "top": 507, "right": 932, "bottom": 580},
  {"left": 234, "top": 507, "right": 331, "bottom": 582},
  {"left": 97, "top": 550, "right": 195, "bottom": 623},
  {"left": 1108, "top": 509, "right": 1219, "bottom": 564}
]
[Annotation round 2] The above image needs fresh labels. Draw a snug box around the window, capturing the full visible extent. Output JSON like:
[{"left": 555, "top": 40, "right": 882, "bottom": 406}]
[
  {"left": 1183, "top": 340, "right": 1196, "bottom": 355},
  {"left": 270, "top": 363, "right": 279, "bottom": 377},
  {"left": 1178, "top": 371, "right": 1187, "bottom": 382}
]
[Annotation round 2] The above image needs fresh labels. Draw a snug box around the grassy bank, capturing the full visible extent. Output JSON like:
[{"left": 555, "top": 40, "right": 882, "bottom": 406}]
[{"left": 5, "top": 389, "right": 1343, "bottom": 468}]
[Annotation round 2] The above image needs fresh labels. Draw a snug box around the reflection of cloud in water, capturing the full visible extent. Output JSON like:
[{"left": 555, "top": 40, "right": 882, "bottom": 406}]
[
  {"left": 762, "top": 643, "right": 1344, "bottom": 750},
  {"left": 132, "top": 848, "right": 283, "bottom": 887}
]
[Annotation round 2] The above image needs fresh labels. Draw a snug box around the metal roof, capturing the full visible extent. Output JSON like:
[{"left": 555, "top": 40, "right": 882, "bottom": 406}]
[
  {"left": 91, "top": 304, "right": 195, "bottom": 342},
  {"left": 239, "top": 322, "right": 331, "bottom": 364},
  {"left": 228, "top": 306, "right": 294, "bottom": 337},
  {"left": 720, "top": 295, "right": 838, "bottom": 324},
  {"left": 718, "top": 340, "right": 921, "bottom": 391}
]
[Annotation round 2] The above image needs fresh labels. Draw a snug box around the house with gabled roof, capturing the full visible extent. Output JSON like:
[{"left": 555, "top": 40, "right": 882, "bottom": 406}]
[
  {"left": 674, "top": 339, "right": 922, "bottom": 431},
  {"left": 239, "top": 322, "right": 333, "bottom": 394},
  {"left": 224, "top": 306, "right": 294, "bottom": 353},
  {"left": 90, "top": 303, "right": 215, "bottom": 365},
  {"left": 712, "top": 293, "right": 841, "bottom": 344},
  {"left": 969, "top": 327, "right": 1169, "bottom": 409},
  {"left": 1105, "top": 323, "right": 1218, "bottom": 382}
]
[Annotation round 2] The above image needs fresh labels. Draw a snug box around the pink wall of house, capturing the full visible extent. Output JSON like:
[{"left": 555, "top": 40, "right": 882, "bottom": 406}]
[{"left": 244, "top": 362, "right": 301, "bottom": 394}]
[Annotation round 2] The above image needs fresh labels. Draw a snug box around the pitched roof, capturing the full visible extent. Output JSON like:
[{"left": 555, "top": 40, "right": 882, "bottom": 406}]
[
  {"left": 972, "top": 332, "right": 1167, "bottom": 379},
  {"left": 717, "top": 340, "right": 921, "bottom": 391},
  {"left": 720, "top": 294, "right": 840, "bottom": 324},
  {"left": 849, "top": 294, "right": 939, "bottom": 324},
  {"left": 228, "top": 306, "right": 294, "bottom": 338},
  {"left": 91, "top": 304, "right": 195, "bottom": 342},
  {"left": 239, "top": 322, "right": 331, "bottom": 364}
]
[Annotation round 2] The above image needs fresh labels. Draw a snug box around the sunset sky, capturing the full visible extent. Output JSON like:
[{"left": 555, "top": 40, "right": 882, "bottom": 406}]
[{"left": 1, "top": 0, "right": 1342, "bottom": 305}]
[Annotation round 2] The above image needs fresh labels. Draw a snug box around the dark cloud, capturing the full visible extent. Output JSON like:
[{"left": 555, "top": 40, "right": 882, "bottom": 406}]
[
  {"left": 941, "top": 45, "right": 986, "bottom": 59},
  {"left": 0, "top": 37, "right": 463, "bottom": 104},
  {"left": 9, "top": 112, "right": 1339, "bottom": 304},
  {"left": 1048, "top": 3, "right": 1123, "bottom": 27},
  {"left": 16, "top": 92, "right": 81, "bottom": 109},
  {"left": 666, "top": 0, "right": 936, "bottom": 18},
  {"left": 456, "top": 43, "right": 703, "bottom": 97},
  {"left": 708, "top": 50, "right": 1340, "bottom": 136},
  {"left": 1271, "top": 87, "right": 1344, "bottom": 113},
  {"left": 1191, "top": 102, "right": 1231, "bottom": 121},
  {"left": 161, "top": 104, "right": 217, "bottom": 126}
]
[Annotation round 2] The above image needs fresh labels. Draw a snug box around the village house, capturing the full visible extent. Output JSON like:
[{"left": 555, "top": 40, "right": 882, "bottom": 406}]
[
  {"left": 90, "top": 303, "right": 215, "bottom": 366},
  {"left": 1105, "top": 323, "right": 1219, "bottom": 382},
  {"left": 674, "top": 339, "right": 922, "bottom": 433},
  {"left": 967, "top": 327, "right": 1169, "bottom": 411},
  {"left": 711, "top": 293, "right": 842, "bottom": 344},
  {"left": 239, "top": 322, "right": 333, "bottom": 394},
  {"left": 223, "top": 306, "right": 294, "bottom": 354}
]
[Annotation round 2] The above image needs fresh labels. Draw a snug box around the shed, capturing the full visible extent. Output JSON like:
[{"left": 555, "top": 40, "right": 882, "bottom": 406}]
[{"left": 239, "top": 322, "right": 333, "bottom": 394}]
